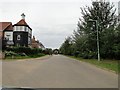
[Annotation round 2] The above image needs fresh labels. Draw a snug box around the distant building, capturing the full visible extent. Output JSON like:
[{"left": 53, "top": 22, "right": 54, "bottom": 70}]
[
  {"left": 53, "top": 49, "right": 59, "bottom": 54},
  {"left": 31, "top": 36, "right": 45, "bottom": 50}
]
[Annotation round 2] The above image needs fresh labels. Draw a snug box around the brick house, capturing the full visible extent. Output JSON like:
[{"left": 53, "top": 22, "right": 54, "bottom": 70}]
[
  {"left": 31, "top": 36, "right": 45, "bottom": 50},
  {"left": 0, "top": 22, "right": 14, "bottom": 47}
]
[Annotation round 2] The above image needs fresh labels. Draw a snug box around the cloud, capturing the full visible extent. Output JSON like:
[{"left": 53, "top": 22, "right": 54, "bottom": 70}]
[
  {"left": 0, "top": 0, "right": 118, "bottom": 49},
  {"left": 32, "top": 23, "right": 76, "bottom": 49}
]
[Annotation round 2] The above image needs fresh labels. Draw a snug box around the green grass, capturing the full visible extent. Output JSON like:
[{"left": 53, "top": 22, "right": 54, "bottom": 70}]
[
  {"left": 69, "top": 56, "right": 119, "bottom": 73},
  {"left": 4, "top": 53, "right": 46, "bottom": 60}
]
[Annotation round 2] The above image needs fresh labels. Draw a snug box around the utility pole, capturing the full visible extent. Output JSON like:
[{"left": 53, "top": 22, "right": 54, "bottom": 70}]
[{"left": 88, "top": 19, "right": 100, "bottom": 61}]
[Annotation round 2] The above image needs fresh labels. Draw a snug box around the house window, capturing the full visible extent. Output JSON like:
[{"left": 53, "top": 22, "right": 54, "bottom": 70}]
[
  {"left": 26, "top": 27, "right": 28, "bottom": 32},
  {"left": 24, "top": 26, "right": 26, "bottom": 31},
  {"left": 15, "top": 26, "right": 18, "bottom": 31},
  {"left": 30, "top": 29, "right": 32, "bottom": 34},
  {"left": 5, "top": 35, "right": 10, "bottom": 40},
  {"left": 20, "top": 26, "right": 22, "bottom": 31},
  {"left": 18, "top": 26, "right": 20, "bottom": 31},
  {"left": 17, "top": 35, "right": 21, "bottom": 40}
]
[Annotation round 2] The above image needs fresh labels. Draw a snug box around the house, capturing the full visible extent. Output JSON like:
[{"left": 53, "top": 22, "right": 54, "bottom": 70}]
[
  {"left": 0, "top": 13, "right": 32, "bottom": 48},
  {"left": 0, "top": 22, "right": 14, "bottom": 47},
  {"left": 31, "top": 36, "right": 45, "bottom": 50},
  {"left": 53, "top": 49, "right": 59, "bottom": 54},
  {"left": 13, "top": 13, "right": 32, "bottom": 47},
  {"left": 0, "top": 13, "right": 45, "bottom": 49}
]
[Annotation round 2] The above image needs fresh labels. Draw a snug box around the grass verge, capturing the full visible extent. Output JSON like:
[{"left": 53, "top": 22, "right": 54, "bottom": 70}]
[
  {"left": 4, "top": 53, "right": 46, "bottom": 60},
  {"left": 69, "top": 56, "right": 119, "bottom": 74}
]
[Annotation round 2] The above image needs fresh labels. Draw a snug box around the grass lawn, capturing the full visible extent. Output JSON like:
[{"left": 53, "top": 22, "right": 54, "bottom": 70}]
[
  {"left": 4, "top": 53, "right": 46, "bottom": 60},
  {"left": 69, "top": 56, "right": 119, "bottom": 73}
]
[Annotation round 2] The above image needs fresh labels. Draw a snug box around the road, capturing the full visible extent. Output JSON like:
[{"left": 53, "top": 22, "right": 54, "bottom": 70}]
[
  {"left": 0, "top": 61, "right": 1, "bottom": 87},
  {"left": 2, "top": 55, "right": 118, "bottom": 88}
]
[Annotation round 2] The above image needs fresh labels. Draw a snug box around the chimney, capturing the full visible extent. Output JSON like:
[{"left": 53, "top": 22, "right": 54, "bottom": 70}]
[
  {"left": 33, "top": 36, "right": 35, "bottom": 40},
  {"left": 21, "top": 13, "right": 25, "bottom": 19}
]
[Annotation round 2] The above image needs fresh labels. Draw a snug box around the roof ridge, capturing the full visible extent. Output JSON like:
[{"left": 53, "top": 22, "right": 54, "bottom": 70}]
[
  {"left": 15, "top": 19, "right": 28, "bottom": 25},
  {"left": 5, "top": 23, "right": 13, "bottom": 30},
  {"left": 4, "top": 22, "right": 11, "bottom": 30},
  {"left": 0, "top": 22, "right": 12, "bottom": 30}
]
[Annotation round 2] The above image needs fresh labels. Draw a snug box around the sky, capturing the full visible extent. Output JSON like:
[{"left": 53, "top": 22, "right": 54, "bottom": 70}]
[{"left": 0, "top": 0, "right": 119, "bottom": 49}]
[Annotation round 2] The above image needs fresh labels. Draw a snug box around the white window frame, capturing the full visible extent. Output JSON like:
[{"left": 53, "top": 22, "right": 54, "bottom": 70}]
[{"left": 17, "top": 35, "right": 21, "bottom": 41}]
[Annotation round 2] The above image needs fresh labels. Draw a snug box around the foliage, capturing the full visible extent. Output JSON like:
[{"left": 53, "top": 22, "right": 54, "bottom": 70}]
[
  {"left": 60, "top": 0, "right": 119, "bottom": 60},
  {"left": 5, "top": 47, "right": 43, "bottom": 55},
  {"left": 5, "top": 51, "right": 18, "bottom": 56},
  {"left": 53, "top": 49, "right": 59, "bottom": 54},
  {"left": 4, "top": 47, "right": 46, "bottom": 59},
  {"left": 59, "top": 37, "right": 74, "bottom": 55},
  {"left": 44, "top": 48, "right": 53, "bottom": 55},
  {"left": 29, "top": 53, "right": 45, "bottom": 58}
]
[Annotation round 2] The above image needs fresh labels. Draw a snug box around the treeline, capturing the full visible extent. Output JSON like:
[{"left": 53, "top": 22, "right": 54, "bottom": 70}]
[{"left": 60, "top": 0, "right": 120, "bottom": 60}]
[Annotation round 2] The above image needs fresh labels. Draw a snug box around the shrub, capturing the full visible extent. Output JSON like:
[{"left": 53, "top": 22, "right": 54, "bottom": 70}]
[
  {"left": 5, "top": 47, "right": 43, "bottom": 55},
  {"left": 74, "top": 51, "right": 80, "bottom": 57},
  {"left": 5, "top": 51, "right": 18, "bottom": 56}
]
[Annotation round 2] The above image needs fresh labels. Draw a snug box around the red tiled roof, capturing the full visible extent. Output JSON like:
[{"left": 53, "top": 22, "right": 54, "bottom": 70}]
[
  {"left": 15, "top": 19, "right": 28, "bottom": 25},
  {"left": 0, "top": 22, "right": 13, "bottom": 31},
  {"left": 14, "top": 19, "right": 32, "bottom": 30}
]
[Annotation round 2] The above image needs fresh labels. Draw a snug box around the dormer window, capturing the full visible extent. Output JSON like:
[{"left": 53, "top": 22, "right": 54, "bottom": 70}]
[{"left": 17, "top": 35, "right": 21, "bottom": 40}]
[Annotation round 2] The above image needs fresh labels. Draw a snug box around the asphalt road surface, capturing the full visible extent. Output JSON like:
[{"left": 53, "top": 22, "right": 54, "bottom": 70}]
[
  {"left": 2, "top": 55, "right": 118, "bottom": 88},
  {"left": 0, "top": 61, "right": 2, "bottom": 87}
]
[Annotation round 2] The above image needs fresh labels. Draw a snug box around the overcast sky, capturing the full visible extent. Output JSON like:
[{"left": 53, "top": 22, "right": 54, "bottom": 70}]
[{"left": 0, "top": 0, "right": 119, "bottom": 49}]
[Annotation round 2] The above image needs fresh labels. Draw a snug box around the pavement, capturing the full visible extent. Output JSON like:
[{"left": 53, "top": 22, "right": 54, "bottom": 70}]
[{"left": 2, "top": 55, "right": 118, "bottom": 88}]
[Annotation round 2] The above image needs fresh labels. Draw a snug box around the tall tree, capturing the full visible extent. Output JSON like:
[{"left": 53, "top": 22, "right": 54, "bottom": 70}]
[
  {"left": 73, "top": 0, "right": 117, "bottom": 59},
  {"left": 59, "top": 37, "right": 73, "bottom": 55}
]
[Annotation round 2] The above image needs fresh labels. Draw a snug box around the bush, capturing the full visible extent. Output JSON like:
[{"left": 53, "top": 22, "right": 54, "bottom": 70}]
[
  {"left": 88, "top": 51, "right": 97, "bottom": 59},
  {"left": 5, "top": 51, "right": 18, "bottom": 56},
  {"left": 17, "top": 53, "right": 27, "bottom": 56},
  {"left": 29, "top": 53, "right": 45, "bottom": 58},
  {"left": 5, "top": 47, "right": 43, "bottom": 55},
  {"left": 74, "top": 51, "right": 80, "bottom": 57}
]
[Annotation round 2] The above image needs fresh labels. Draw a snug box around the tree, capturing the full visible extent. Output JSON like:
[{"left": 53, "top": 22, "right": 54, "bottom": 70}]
[
  {"left": 53, "top": 49, "right": 59, "bottom": 54},
  {"left": 45, "top": 48, "right": 53, "bottom": 55},
  {"left": 60, "top": 0, "right": 119, "bottom": 59},
  {"left": 59, "top": 37, "right": 74, "bottom": 55},
  {"left": 73, "top": 0, "right": 117, "bottom": 59},
  {"left": 112, "top": 24, "right": 120, "bottom": 59}
]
